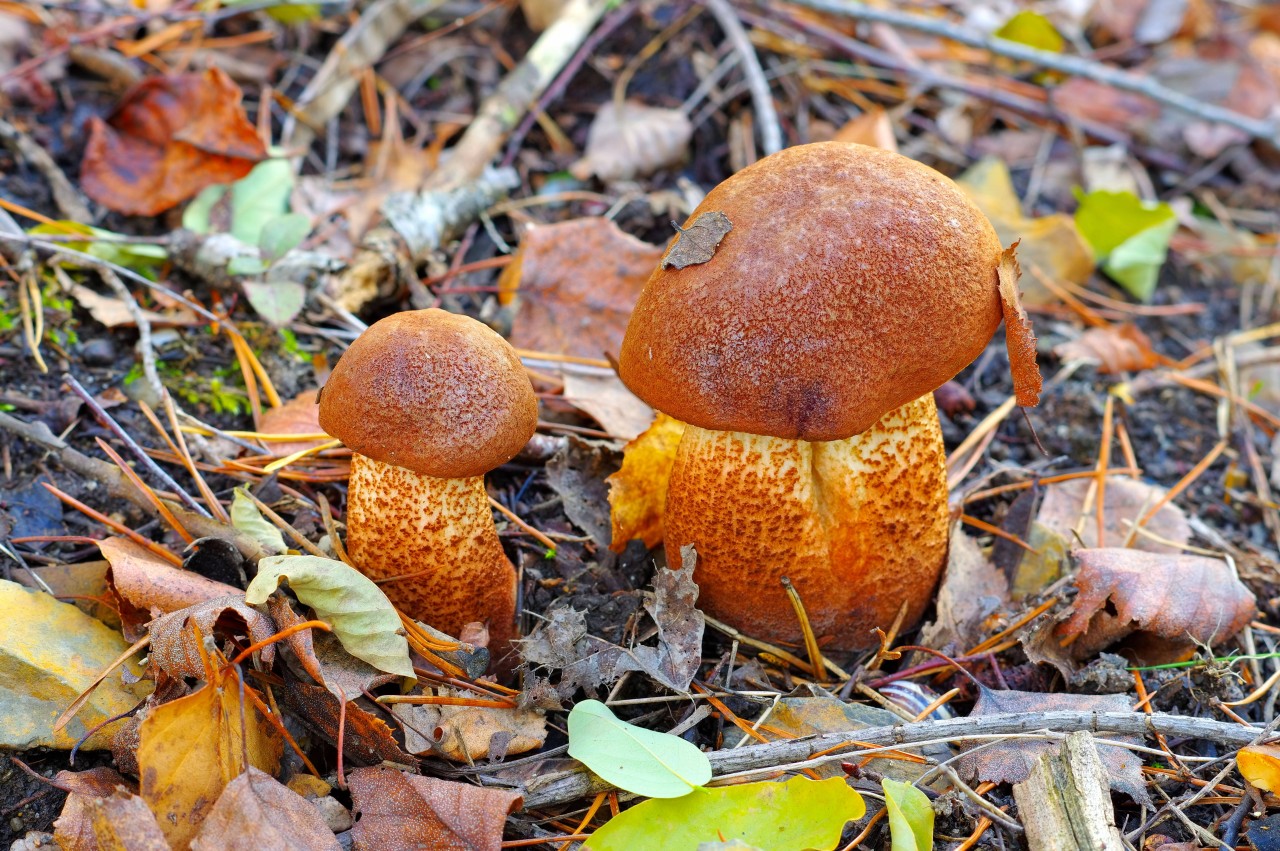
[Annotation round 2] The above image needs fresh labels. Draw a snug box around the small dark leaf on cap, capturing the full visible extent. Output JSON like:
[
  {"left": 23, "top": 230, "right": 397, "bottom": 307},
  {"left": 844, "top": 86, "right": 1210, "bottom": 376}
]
[{"left": 661, "top": 211, "right": 733, "bottom": 270}]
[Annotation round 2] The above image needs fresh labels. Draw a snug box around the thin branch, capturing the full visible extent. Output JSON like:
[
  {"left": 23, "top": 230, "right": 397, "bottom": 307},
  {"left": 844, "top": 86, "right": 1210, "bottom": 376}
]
[{"left": 703, "top": 0, "right": 783, "bottom": 156}]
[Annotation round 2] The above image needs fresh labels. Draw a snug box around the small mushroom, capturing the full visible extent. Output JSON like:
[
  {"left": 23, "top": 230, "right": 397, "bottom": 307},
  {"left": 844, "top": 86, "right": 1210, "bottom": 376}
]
[
  {"left": 618, "top": 141, "right": 1015, "bottom": 650},
  {"left": 318, "top": 309, "right": 538, "bottom": 659}
]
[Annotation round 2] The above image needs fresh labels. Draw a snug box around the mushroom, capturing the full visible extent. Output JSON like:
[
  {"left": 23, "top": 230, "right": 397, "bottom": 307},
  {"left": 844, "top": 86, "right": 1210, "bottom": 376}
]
[
  {"left": 618, "top": 142, "right": 1028, "bottom": 650},
  {"left": 317, "top": 309, "right": 538, "bottom": 657}
]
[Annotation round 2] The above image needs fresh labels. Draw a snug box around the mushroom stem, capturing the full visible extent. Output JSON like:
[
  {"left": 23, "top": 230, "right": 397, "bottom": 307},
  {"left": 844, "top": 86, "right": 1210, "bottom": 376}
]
[
  {"left": 345, "top": 453, "right": 517, "bottom": 656},
  {"left": 663, "top": 394, "right": 949, "bottom": 650}
]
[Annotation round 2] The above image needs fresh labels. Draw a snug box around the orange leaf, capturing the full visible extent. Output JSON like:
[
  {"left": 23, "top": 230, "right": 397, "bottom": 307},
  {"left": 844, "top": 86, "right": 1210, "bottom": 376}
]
[
  {"left": 257, "top": 389, "right": 328, "bottom": 456},
  {"left": 347, "top": 766, "right": 521, "bottom": 851},
  {"left": 1053, "top": 323, "right": 1159, "bottom": 374},
  {"left": 99, "top": 537, "right": 241, "bottom": 640},
  {"left": 607, "top": 413, "right": 685, "bottom": 552},
  {"left": 1238, "top": 744, "right": 1280, "bottom": 793},
  {"left": 81, "top": 68, "right": 267, "bottom": 216},
  {"left": 189, "top": 768, "right": 340, "bottom": 851},
  {"left": 833, "top": 106, "right": 897, "bottom": 152},
  {"left": 998, "top": 243, "right": 1042, "bottom": 407}
]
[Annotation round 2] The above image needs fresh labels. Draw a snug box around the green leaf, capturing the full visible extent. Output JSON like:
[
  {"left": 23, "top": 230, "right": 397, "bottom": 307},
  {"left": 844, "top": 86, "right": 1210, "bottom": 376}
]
[
  {"left": 883, "top": 778, "right": 933, "bottom": 851},
  {"left": 1074, "top": 189, "right": 1176, "bottom": 301},
  {"left": 227, "top": 255, "right": 268, "bottom": 277},
  {"left": 29, "top": 221, "right": 167, "bottom": 276},
  {"left": 230, "top": 159, "right": 295, "bottom": 245},
  {"left": 568, "top": 700, "right": 711, "bottom": 798},
  {"left": 183, "top": 184, "right": 228, "bottom": 234},
  {"left": 994, "top": 10, "right": 1064, "bottom": 52},
  {"left": 244, "top": 554, "right": 414, "bottom": 679},
  {"left": 229, "top": 488, "right": 286, "bottom": 556},
  {"left": 258, "top": 213, "right": 311, "bottom": 262},
  {"left": 584, "top": 776, "right": 865, "bottom": 851},
  {"left": 242, "top": 280, "right": 307, "bottom": 327}
]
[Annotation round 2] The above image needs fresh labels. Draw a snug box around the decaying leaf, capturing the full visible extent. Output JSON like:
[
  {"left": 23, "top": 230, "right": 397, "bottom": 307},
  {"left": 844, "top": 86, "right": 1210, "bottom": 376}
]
[
  {"left": 276, "top": 679, "right": 414, "bottom": 766},
  {"left": 570, "top": 100, "right": 693, "bottom": 183},
  {"left": 997, "top": 244, "right": 1042, "bottom": 407},
  {"left": 347, "top": 766, "right": 522, "bottom": 851},
  {"left": 1052, "top": 548, "right": 1256, "bottom": 664},
  {"left": 256, "top": 389, "right": 328, "bottom": 457},
  {"left": 958, "top": 687, "right": 1151, "bottom": 805},
  {"left": 833, "top": 106, "right": 897, "bottom": 151},
  {"left": 147, "top": 595, "right": 277, "bottom": 680},
  {"left": 1037, "top": 477, "right": 1191, "bottom": 553},
  {"left": 661, "top": 211, "right": 733, "bottom": 270},
  {"left": 395, "top": 688, "right": 547, "bottom": 762},
  {"left": 99, "top": 537, "right": 241, "bottom": 639},
  {"left": 83, "top": 788, "right": 170, "bottom": 851},
  {"left": 0, "top": 580, "right": 148, "bottom": 751},
  {"left": 561, "top": 371, "right": 655, "bottom": 441},
  {"left": 189, "top": 768, "right": 340, "bottom": 851},
  {"left": 53, "top": 767, "right": 139, "bottom": 850},
  {"left": 80, "top": 67, "right": 267, "bottom": 216},
  {"left": 138, "top": 676, "right": 283, "bottom": 849},
  {"left": 545, "top": 436, "right": 620, "bottom": 548},
  {"left": 608, "top": 413, "right": 686, "bottom": 551},
  {"left": 1054, "top": 323, "right": 1161, "bottom": 374},
  {"left": 918, "top": 526, "right": 1009, "bottom": 652}
]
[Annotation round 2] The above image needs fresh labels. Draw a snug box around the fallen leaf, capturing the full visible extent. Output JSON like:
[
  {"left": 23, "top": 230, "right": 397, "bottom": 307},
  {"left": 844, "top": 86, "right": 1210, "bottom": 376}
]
[
  {"left": 608, "top": 412, "right": 686, "bottom": 551},
  {"left": 347, "top": 766, "right": 522, "bottom": 851},
  {"left": 1054, "top": 323, "right": 1161, "bottom": 373},
  {"left": 1238, "top": 744, "right": 1280, "bottom": 793},
  {"left": 570, "top": 100, "right": 693, "bottom": 182},
  {"left": 995, "top": 10, "right": 1064, "bottom": 51},
  {"left": 53, "top": 768, "right": 139, "bottom": 851},
  {"left": 84, "top": 788, "right": 170, "bottom": 851},
  {"left": 561, "top": 371, "right": 655, "bottom": 440},
  {"left": 956, "top": 158, "right": 1094, "bottom": 304},
  {"left": 277, "top": 680, "right": 414, "bottom": 766},
  {"left": 229, "top": 488, "right": 287, "bottom": 556},
  {"left": 1053, "top": 548, "right": 1256, "bottom": 664},
  {"left": 1074, "top": 189, "right": 1177, "bottom": 301},
  {"left": 12, "top": 559, "right": 118, "bottom": 628},
  {"left": 545, "top": 436, "right": 619, "bottom": 548},
  {"left": 568, "top": 699, "right": 711, "bottom": 798},
  {"left": 0, "top": 580, "right": 148, "bottom": 750},
  {"left": 833, "top": 106, "right": 897, "bottom": 151},
  {"left": 501, "top": 217, "right": 663, "bottom": 358},
  {"left": 242, "top": 279, "right": 307, "bottom": 327},
  {"left": 99, "top": 537, "right": 241, "bottom": 639},
  {"left": 998, "top": 244, "right": 1042, "bottom": 407},
  {"left": 245, "top": 554, "right": 415, "bottom": 679},
  {"left": 65, "top": 282, "right": 198, "bottom": 330},
  {"left": 520, "top": 0, "right": 568, "bottom": 31},
  {"left": 189, "top": 767, "right": 340, "bottom": 851},
  {"left": 138, "top": 676, "right": 283, "bottom": 849},
  {"left": 882, "top": 778, "right": 933, "bottom": 851},
  {"left": 147, "top": 595, "right": 277, "bottom": 680},
  {"left": 394, "top": 688, "right": 547, "bottom": 762},
  {"left": 918, "top": 526, "right": 1009, "bottom": 652},
  {"left": 661, "top": 211, "right": 733, "bottom": 270},
  {"left": 958, "top": 687, "right": 1150, "bottom": 805},
  {"left": 81, "top": 68, "right": 267, "bottom": 216},
  {"left": 255, "top": 389, "right": 327, "bottom": 457},
  {"left": 1051, "top": 78, "right": 1162, "bottom": 137},
  {"left": 583, "top": 776, "right": 865, "bottom": 851}
]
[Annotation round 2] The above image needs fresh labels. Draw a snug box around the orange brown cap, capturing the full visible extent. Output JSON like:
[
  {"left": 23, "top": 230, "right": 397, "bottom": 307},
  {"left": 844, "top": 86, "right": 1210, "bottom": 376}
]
[
  {"left": 618, "top": 142, "right": 1004, "bottom": 441},
  {"left": 318, "top": 309, "right": 538, "bottom": 478}
]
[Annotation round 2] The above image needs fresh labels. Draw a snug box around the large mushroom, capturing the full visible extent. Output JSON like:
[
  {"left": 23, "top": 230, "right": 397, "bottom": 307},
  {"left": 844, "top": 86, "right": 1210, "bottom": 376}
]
[
  {"left": 317, "top": 309, "right": 538, "bottom": 658},
  {"left": 618, "top": 141, "right": 1036, "bottom": 651}
]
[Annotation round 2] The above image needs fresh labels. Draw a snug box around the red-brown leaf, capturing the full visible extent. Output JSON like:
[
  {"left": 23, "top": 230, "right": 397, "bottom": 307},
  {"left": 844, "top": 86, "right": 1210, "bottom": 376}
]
[
  {"left": 347, "top": 766, "right": 522, "bottom": 851},
  {"left": 1054, "top": 323, "right": 1160, "bottom": 374}
]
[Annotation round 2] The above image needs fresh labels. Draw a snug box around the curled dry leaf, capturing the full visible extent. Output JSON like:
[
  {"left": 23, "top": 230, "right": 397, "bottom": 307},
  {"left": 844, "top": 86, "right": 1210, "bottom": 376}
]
[
  {"left": 561, "top": 371, "right": 655, "bottom": 441},
  {"left": 147, "top": 595, "right": 277, "bottom": 680},
  {"left": 1054, "top": 323, "right": 1160, "bottom": 374},
  {"left": 256, "top": 389, "right": 328, "bottom": 457},
  {"left": 394, "top": 687, "right": 547, "bottom": 762},
  {"left": 997, "top": 244, "right": 1042, "bottom": 407},
  {"left": 570, "top": 99, "right": 693, "bottom": 183},
  {"left": 53, "top": 767, "right": 138, "bottom": 851},
  {"left": 189, "top": 767, "right": 340, "bottom": 851},
  {"left": 347, "top": 766, "right": 522, "bottom": 851},
  {"left": 607, "top": 412, "right": 686, "bottom": 552},
  {"left": 81, "top": 67, "right": 267, "bottom": 216},
  {"left": 1052, "top": 548, "right": 1256, "bottom": 664},
  {"left": 99, "top": 537, "right": 241, "bottom": 639}
]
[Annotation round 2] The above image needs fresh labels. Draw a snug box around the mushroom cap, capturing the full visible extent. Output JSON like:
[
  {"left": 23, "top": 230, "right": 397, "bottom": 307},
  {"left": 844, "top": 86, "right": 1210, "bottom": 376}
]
[
  {"left": 318, "top": 309, "right": 538, "bottom": 478},
  {"left": 618, "top": 142, "right": 1004, "bottom": 441}
]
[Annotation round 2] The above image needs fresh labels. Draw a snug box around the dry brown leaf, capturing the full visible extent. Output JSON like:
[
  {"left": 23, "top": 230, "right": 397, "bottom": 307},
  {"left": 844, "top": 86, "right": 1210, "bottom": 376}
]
[
  {"left": 570, "top": 100, "right": 693, "bottom": 183},
  {"left": 347, "top": 766, "right": 522, "bottom": 851},
  {"left": 561, "top": 371, "right": 654, "bottom": 440},
  {"left": 80, "top": 68, "right": 266, "bottom": 216},
  {"left": 189, "top": 768, "right": 340, "bottom": 851},
  {"left": 607, "top": 412, "right": 686, "bottom": 551},
  {"left": 833, "top": 106, "right": 897, "bottom": 151},
  {"left": 53, "top": 767, "right": 138, "bottom": 851},
  {"left": 1036, "top": 477, "right": 1190, "bottom": 553},
  {"left": 918, "top": 526, "right": 1009, "bottom": 652},
  {"left": 147, "top": 596, "right": 277, "bottom": 680},
  {"left": 138, "top": 676, "right": 283, "bottom": 850},
  {"left": 84, "top": 788, "right": 170, "bottom": 851},
  {"left": 276, "top": 680, "right": 414, "bottom": 766},
  {"left": 502, "top": 217, "right": 663, "bottom": 358},
  {"left": 958, "top": 688, "right": 1151, "bottom": 806},
  {"left": 1238, "top": 744, "right": 1280, "bottom": 793},
  {"left": 1052, "top": 78, "right": 1161, "bottom": 136},
  {"left": 1054, "top": 323, "right": 1160, "bottom": 374},
  {"left": 67, "top": 283, "right": 198, "bottom": 330},
  {"left": 395, "top": 687, "right": 547, "bottom": 762},
  {"left": 257, "top": 389, "right": 327, "bottom": 457},
  {"left": 99, "top": 537, "right": 241, "bottom": 639},
  {"left": 661, "top": 211, "right": 733, "bottom": 270},
  {"left": 998, "top": 244, "right": 1042, "bottom": 407},
  {"left": 520, "top": 0, "right": 568, "bottom": 31}
]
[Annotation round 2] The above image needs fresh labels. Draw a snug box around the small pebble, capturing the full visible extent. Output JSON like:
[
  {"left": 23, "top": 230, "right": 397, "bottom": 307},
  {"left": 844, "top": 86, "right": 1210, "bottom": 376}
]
[{"left": 79, "top": 337, "right": 117, "bottom": 366}]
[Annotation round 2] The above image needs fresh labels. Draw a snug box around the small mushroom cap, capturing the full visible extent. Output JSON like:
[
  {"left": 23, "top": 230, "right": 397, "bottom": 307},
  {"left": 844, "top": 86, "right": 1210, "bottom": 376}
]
[
  {"left": 318, "top": 309, "right": 538, "bottom": 478},
  {"left": 618, "top": 142, "right": 1004, "bottom": 441}
]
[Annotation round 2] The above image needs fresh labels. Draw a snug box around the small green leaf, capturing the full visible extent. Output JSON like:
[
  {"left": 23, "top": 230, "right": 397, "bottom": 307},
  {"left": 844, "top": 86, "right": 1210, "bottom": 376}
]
[
  {"left": 229, "top": 488, "right": 286, "bottom": 556},
  {"left": 183, "top": 184, "right": 228, "bottom": 234},
  {"left": 230, "top": 159, "right": 295, "bottom": 245},
  {"left": 584, "top": 776, "right": 865, "bottom": 851},
  {"left": 568, "top": 700, "right": 711, "bottom": 798},
  {"left": 1074, "top": 189, "right": 1176, "bottom": 301},
  {"left": 994, "top": 10, "right": 1064, "bottom": 52},
  {"left": 258, "top": 213, "right": 311, "bottom": 262},
  {"left": 883, "top": 778, "right": 933, "bottom": 851},
  {"left": 245, "top": 554, "right": 414, "bottom": 679},
  {"left": 242, "top": 280, "right": 307, "bottom": 327},
  {"left": 227, "top": 255, "right": 268, "bottom": 277}
]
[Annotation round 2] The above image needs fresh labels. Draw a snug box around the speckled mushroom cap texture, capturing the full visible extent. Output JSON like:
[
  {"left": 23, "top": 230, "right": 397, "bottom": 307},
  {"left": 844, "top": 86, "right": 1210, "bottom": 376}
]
[
  {"left": 318, "top": 309, "right": 538, "bottom": 479},
  {"left": 618, "top": 142, "right": 1004, "bottom": 441}
]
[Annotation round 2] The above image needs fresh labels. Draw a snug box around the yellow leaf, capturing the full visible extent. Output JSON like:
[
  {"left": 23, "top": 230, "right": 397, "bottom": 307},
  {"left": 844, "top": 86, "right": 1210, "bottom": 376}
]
[
  {"left": 1238, "top": 744, "right": 1280, "bottom": 792},
  {"left": 138, "top": 676, "right": 283, "bottom": 849},
  {"left": 607, "top": 413, "right": 685, "bottom": 552},
  {"left": 0, "top": 580, "right": 148, "bottom": 750}
]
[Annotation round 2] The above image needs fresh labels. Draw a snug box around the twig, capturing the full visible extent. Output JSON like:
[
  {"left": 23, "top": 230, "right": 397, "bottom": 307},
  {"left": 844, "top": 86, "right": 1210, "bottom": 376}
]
[
  {"left": 784, "top": 0, "right": 1279, "bottom": 142},
  {"left": 702, "top": 0, "right": 782, "bottom": 156},
  {"left": 0, "top": 117, "right": 92, "bottom": 222}
]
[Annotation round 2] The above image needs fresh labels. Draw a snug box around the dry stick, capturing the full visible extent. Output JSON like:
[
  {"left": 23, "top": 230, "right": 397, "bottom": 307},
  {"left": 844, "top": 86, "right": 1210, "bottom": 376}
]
[
  {"left": 520, "top": 710, "right": 1267, "bottom": 809},
  {"left": 786, "top": 0, "right": 1280, "bottom": 142},
  {"left": 0, "top": 116, "right": 92, "bottom": 222},
  {"left": 702, "top": 0, "right": 782, "bottom": 156}
]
